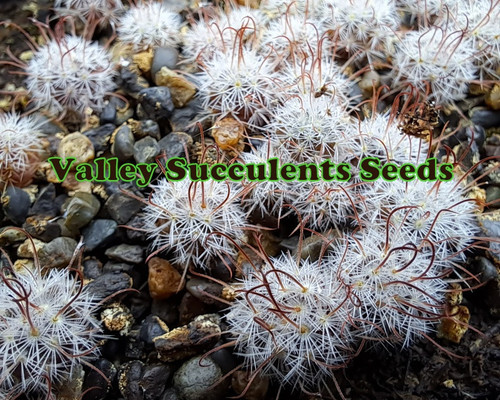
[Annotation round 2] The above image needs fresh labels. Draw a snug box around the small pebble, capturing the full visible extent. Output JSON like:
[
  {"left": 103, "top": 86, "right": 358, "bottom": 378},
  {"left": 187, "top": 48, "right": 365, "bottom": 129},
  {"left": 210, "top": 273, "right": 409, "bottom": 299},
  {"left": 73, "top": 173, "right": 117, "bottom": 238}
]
[
  {"left": 111, "top": 123, "right": 135, "bottom": 162},
  {"left": 140, "top": 364, "right": 172, "bottom": 400},
  {"left": 212, "top": 117, "right": 244, "bottom": 152},
  {"left": 186, "top": 278, "right": 224, "bottom": 306},
  {"left": 17, "top": 237, "right": 45, "bottom": 258},
  {"left": 133, "top": 48, "right": 154, "bottom": 74},
  {"left": 103, "top": 261, "right": 134, "bottom": 273},
  {"left": 115, "top": 104, "right": 136, "bottom": 126},
  {"left": 38, "top": 237, "right": 78, "bottom": 269},
  {"left": 118, "top": 360, "right": 144, "bottom": 400},
  {"left": 157, "top": 132, "right": 193, "bottom": 159},
  {"left": 437, "top": 305, "right": 470, "bottom": 343},
  {"left": 140, "top": 315, "right": 169, "bottom": 345},
  {"left": 83, "top": 258, "right": 103, "bottom": 280},
  {"left": 57, "top": 132, "right": 95, "bottom": 165},
  {"left": 101, "top": 302, "right": 135, "bottom": 336},
  {"left": 105, "top": 244, "right": 144, "bottom": 264},
  {"left": 121, "top": 66, "right": 150, "bottom": 98},
  {"left": 359, "top": 70, "right": 380, "bottom": 93},
  {"left": 169, "top": 98, "right": 206, "bottom": 135},
  {"left": 148, "top": 257, "right": 184, "bottom": 300},
  {"left": 125, "top": 328, "right": 146, "bottom": 359},
  {"left": 0, "top": 227, "right": 26, "bottom": 245},
  {"left": 100, "top": 102, "right": 117, "bottom": 125},
  {"left": 486, "top": 186, "right": 500, "bottom": 208},
  {"left": 160, "top": 388, "right": 180, "bottom": 400},
  {"left": 129, "top": 119, "right": 161, "bottom": 140},
  {"left": 477, "top": 211, "right": 500, "bottom": 263},
  {"left": 62, "top": 192, "right": 101, "bottom": 231},
  {"left": 82, "top": 359, "right": 116, "bottom": 400},
  {"left": 82, "top": 219, "right": 118, "bottom": 251},
  {"left": 155, "top": 67, "right": 197, "bottom": 108},
  {"left": 126, "top": 215, "right": 149, "bottom": 242},
  {"left": 87, "top": 271, "right": 133, "bottom": 299},
  {"left": 105, "top": 192, "right": 143, "bottom": 225},
  {"left": 138, "top": 87, "right": 175, "bottom": 121},
  {"left": 23, "top": 215, "right": 61, "bottom": 242},
  {"left": 134, "top": 136, "right": 160, "bottom": 164},
  {"left": 173, "top": 356, "right": 228, "bottom": 400},
  {"left": 83, "top": 123, "right": 115, "bottom": 155},
  {"left": 212, "top": 117, "right": 245, "bottom": 152},
  {"left": 485, "top": 83, "right": 500, "bottom": 110},
  {"left": 470, "top": 108, "right": 500, "bottom": 129},
  {"left": 151, "top": 46, "right": 179, "bottom": 75},
  {"left": 2, "top": 186, "right": 31, "bottom": 225},
  {"left": 476, "top": 257, "right": 498, "bottom": 283},
  {"left": 28, "top": 183, "right": 58, "bottom": 217},
  {"left": 154, "top": 314, "right": 221, "bottom": 362}
]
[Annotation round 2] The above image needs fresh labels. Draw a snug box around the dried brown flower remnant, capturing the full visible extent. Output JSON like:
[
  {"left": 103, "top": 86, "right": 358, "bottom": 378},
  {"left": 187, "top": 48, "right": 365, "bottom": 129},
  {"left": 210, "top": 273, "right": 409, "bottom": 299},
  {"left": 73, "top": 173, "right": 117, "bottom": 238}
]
[{"left": 399, "top": 100, "right": 439, "bottom": 139}]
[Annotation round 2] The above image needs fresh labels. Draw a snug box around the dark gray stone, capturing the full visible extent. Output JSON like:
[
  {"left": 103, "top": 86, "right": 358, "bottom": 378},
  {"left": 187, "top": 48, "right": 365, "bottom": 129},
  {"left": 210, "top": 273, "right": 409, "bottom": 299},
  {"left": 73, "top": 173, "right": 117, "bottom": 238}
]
[
  {"left": 152, "top": 46, "right": 179, "bottom": 76},
  {"left": 112, "top": 124, "right": 135, "bottom": 162},
  {"left": 105, "top": 192, "right": 143, "bottom": 225},
  {"left": 62, "top": 192, "right": 101, "bottom": 231},
  {"left": 38, "top": 237, "right": 77, "bottom": 268},
  {"left": 82, "top": 359, "right": 116, "bottom": 400},
  {"left": 103, "top": 261, "right": 135, "bottom": 273},
  {"left": 83, "top": 258, "right": 102, "bottom": 280},
  {"left": 173, "top": 356, "right": 227, "bottom": 400},
  {"left": 138, "top": 87, "right": 175, "bottom": 121},
  {"left": 82, "top": 219, "right": 118, "bottom": 251},
  {"left": 471, "top": 108, "right": 500, "bottom": 129},
  {"left": 100, "top": 102, "right": 117, "bottom": 125},
  {"left": 169, "top": 98, "right": 206, "bottom": 135},
  {"left": 118, "top": 360, "right": 144, "bottom": 400},
  {"left": 141, "top": 364, "right": 172, "bottom": 400},
  {"left": 134, "top": 119, "right": 161, "bottom": 140},
  {"left": 486, "top": 186, "right": 500, "bottom": 207},
  {"left": 2, "top": 186, "right": 31, "bottom": 226},
  {"left": 186, "top": 278, "right": 224, "bottom": 306},
  {"left": 161, "top": 388, "right": 180, "bottom": 400},
  {"left": 83, "top": 123, "right": 115, "bottom": 155},
  {"left": 126, "top": 215, "right": 148, "bottom": 242},
  {"left": 134, "top": 136, "right": 160, "bottom": 164},
  {"left": 140, "top": 315, "right": 169, "bottom": 345},
  {"left": 29, "top": 184, "right": 58, "bottom": 217},
  {"left": 121, "top": 66, "right": 150, "bottom": 97},
  {"left": 87, "top": 271, "right": 132, "bottom": 299},
  {"left": 105, "top": 244, "right": 144, "bottom": 264},
  {"left": 23, "top": 215, "right": 61, "bottom": 242},
  {"left": 157, "top": 132, "right": 193, "bottom": 159}
]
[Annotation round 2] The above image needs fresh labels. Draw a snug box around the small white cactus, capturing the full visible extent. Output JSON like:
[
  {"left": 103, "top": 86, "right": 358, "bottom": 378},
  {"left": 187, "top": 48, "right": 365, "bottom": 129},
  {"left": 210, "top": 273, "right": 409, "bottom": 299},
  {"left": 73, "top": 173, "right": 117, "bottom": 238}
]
[
  {"left": 0, "top": 113, "right": 44, "bottom": 186},
  {"left": 0, "top": 242, "right": 107, "bottom": 398},
  {"left": 25, "top": 35, "right": 116, "bottom": 116},
  {"left": 142, "top": 178, "right": 247, "bottom": 268},
  {"left": 117, "top": 1, "right": 181, "bottom": 50}
]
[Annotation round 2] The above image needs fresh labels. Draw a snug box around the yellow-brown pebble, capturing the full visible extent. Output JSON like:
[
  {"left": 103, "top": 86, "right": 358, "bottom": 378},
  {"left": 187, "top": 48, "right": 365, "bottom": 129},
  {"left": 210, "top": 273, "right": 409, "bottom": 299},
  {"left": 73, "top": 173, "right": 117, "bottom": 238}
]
[
  {"left": 148, "top": 257, "right": 184, "bottom": 300},
  {"left": 486, "top": 84, "right": 500, "bottom": 110},
  {"left": 437, "top": 305, "right": 470, "bottom": 343},
  {"left": 57, "top": 132, "right": 95, "bottom": 166},
  {"left": 133, "top": 48, "right": 154, "bottom": 74},
  {"left": 154, "top": 67, "right": 197, "bottom": 108},
  {"left": 101, "top": 302, "right": 134, "bottom": 336},
  {"left": 212, "top": 117, "right": 244, "bottom": 151}
]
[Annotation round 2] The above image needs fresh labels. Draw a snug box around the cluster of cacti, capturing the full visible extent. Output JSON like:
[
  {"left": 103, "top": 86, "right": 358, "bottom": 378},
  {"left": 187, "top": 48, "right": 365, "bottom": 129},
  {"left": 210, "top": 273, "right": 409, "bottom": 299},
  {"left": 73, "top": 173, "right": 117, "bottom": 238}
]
[{"left": 0, "top": 233, "right": 107, "bottom": 398}]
